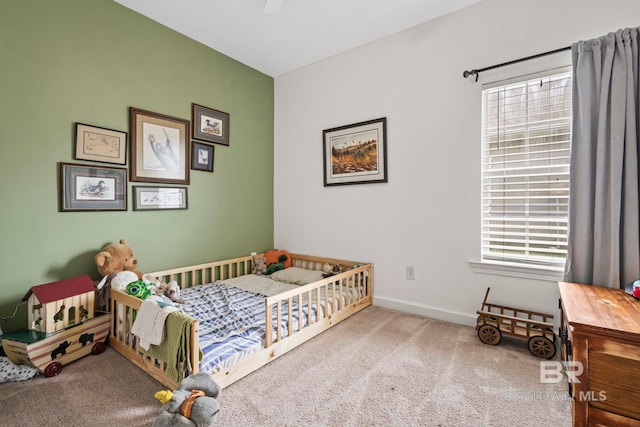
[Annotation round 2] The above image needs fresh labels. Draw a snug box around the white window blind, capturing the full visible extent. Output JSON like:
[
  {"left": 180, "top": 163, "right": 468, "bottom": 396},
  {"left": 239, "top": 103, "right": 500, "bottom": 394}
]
[{"left": 481, "top": 70, "right": 571, "bottom": 270}]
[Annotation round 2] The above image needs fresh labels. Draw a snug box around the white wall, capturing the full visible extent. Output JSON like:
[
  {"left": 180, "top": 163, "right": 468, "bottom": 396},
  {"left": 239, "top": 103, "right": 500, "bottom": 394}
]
[{"left": 274, "top": 0, "right": 640, "bottom": 327}]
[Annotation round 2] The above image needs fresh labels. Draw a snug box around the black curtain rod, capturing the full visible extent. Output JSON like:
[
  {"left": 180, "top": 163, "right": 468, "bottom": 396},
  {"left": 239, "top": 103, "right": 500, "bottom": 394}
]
[{"left": 463, "top": 45, "right": 571, "bottom": 82}]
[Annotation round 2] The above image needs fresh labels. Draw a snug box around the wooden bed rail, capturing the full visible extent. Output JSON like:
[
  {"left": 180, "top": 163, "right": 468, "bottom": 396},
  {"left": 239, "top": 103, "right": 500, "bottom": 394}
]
[
  {"left": 151, "top": 253, "right": 364, "bottom": 290},
  {"left": 152, "top": 254, "right": 254, "bottom": 289},
  {"left": 264, "top": 264, "right": 371, "bottom": 346},
  {"left": 109, "top": 288, "right": 198, "bottom": 389},
  {"left": 107, "top": 253, "right": 373, "bottom": 389},
  {"left": 216, "top": 261, "right": 372, "bottom": 387}
]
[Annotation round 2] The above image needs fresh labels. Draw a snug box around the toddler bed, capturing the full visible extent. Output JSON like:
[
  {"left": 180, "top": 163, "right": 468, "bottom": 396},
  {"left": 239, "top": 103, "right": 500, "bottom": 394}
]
[{"left": 108, "top": 253, "right": 373, "bottom": 389}]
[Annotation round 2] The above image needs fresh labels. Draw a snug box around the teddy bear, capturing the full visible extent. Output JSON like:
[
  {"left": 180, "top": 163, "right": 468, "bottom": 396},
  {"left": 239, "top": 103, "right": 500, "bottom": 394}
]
[
  {"left": 95, "top": 239, "right": 143, "bottom": 279},
  {"left": 252, "top": 254, "right": 267, "bottom": 275},
  {"left": 152, "top": 372, "right": 221, "bottom": 427}
]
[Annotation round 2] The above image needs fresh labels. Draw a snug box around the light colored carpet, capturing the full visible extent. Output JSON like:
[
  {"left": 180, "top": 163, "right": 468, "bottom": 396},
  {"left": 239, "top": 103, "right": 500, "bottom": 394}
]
[{"left": 0, "top": 306, "right": 571, "bottom": 426}]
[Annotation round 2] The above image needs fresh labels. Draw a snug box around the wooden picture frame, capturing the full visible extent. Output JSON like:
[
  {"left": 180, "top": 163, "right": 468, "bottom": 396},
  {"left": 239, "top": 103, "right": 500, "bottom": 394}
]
[
  {"left": 192, "top": 103, "right": 230, "bottom": 146},
  {"left": 323, "top": 117, "right": 388, "bottom": 186},
  {"left": 59, "top": 162, "right": 127, "bottom": 211},
  {"left": 133, "top": 186, "right": 188, "bottom": 211},
  {"left": 130, "top": 107, "right": 190, "bottom": 184},
  {"left": 191, "top": 141, "right": 214, "bottom": 172},
  {"left": 74, "top": 123, "right": 127, "bottom": 165}
]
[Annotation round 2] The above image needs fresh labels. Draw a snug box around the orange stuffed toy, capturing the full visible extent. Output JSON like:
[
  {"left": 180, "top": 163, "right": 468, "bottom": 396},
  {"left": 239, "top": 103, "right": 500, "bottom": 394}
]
[{"left": 263, "top": 249, "right": 292, "bottom": 269}]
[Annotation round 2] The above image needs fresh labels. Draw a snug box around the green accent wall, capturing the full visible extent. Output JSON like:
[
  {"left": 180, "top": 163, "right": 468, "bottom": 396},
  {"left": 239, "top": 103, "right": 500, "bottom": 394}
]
[{"left": 0, "top": 0, "right": 274, "bottom": 332}]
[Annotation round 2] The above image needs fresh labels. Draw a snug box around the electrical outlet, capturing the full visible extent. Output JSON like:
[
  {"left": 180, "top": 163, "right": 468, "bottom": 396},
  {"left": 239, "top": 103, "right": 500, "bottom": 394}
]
[
  {"left": 251, "top": 252, "right": 257, "bottom": 256},
  {"left": 406, "top": 265, "right": 415, "bottom": 280}
]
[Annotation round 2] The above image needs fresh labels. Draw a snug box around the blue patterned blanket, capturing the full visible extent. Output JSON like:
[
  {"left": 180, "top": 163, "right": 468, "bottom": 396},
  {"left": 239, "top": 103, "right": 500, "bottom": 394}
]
[{"left": 180, "top": 281, "right": 317, "bottom": 373}]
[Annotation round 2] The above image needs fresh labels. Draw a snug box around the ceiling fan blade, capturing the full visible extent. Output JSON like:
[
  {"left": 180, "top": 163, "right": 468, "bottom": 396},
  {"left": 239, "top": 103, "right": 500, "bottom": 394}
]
[{"left": 263, "top": 0, "right": 285, "bottom": 14}]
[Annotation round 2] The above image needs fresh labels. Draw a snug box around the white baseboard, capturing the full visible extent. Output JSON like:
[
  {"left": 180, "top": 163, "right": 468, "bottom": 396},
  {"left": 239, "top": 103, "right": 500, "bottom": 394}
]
[{"left": 373, "top": 296, "right": 477, "bottom": 327}]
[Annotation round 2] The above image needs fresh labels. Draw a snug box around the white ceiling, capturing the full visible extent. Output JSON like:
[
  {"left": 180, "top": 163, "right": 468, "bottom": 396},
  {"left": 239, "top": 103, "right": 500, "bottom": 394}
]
[{"left": 113, "top": 0, "right": 482, "bottom": 77}]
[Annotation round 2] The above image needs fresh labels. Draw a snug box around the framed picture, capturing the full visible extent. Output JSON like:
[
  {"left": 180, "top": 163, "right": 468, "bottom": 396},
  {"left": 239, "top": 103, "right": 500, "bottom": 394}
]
[
  {"left": 192, "top": 103, "right": 230, "bottom": 146},
  {"left": 59, "top": 162, "right": 127, "bottom": 211},
  {"left": 74, "top": 123, "right": 127, "bottom": 165},
  {"left": 130, "top": 107, "right": 190, "bottom": 184},
  {"left": 191, "top": 141, "right": 214, "bottom": 172},
  {"left": 133, "top": 186, "right": 188, "bottom": 211},
  {"left": 323, "top": 117, "right": 388, "bottom": 186}
]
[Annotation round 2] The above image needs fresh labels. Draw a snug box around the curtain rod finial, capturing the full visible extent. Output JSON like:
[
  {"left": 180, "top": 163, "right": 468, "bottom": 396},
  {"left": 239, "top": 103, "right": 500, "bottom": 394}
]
[{"left": 463, "top": 70, "right": 478, "bottom": 81}]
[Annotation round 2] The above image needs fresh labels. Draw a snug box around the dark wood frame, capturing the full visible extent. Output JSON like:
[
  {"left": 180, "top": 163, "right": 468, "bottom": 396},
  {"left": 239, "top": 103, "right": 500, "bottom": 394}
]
[
  {"left": 74, "top": 123, "right": 127, "bottom": 165},
  {"left": 191, "top": 103, "right": 230, "bottom": 146},
  {"left": 191, "top": 141, "right": 214, "bottom": 172},
  {"left": 59, "top": 162, "right": 127, "bottom": 211},
  {"left": 129, "top": 107, "right": 190, "bottom": 184},
  {"left": 322, "top": 117, "right": 388, "bottom": 186}
]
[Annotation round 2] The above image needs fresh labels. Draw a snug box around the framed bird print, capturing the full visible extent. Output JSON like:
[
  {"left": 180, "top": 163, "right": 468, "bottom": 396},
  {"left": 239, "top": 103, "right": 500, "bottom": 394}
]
[
  {"left": 133, "top": 186, "right": 188, "bottom": 211},
  {"left": 192, "top": 103, "right": 230, "bottom": 146},
  {"left": 191, "top": 141, "right": 214, "bottom": 172},
  {"left": 58, "top": 162, "right": 127, "bottom": 211},
  {"left": 129, "top": 107, "right": 190, "bottom": 184}
]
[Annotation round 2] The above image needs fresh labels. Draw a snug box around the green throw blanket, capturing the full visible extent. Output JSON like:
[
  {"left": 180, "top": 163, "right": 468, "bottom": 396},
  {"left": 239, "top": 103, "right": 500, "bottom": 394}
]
[{"left": 141, "top": 311, "right": 201, "bottom": 383}]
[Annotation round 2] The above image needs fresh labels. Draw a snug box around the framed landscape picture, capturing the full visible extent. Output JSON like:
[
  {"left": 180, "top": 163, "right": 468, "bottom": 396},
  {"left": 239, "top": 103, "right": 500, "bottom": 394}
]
[
  {"left": 192, "top": 103, "right": 230, "bottom": 146},
  {"left": 59, "top": 162, "right": 127, "bottom": 211},
  {"left": 129, "top": 107, "right": 190, "bottom": 184},
  {"left": 322, "top": 117, "right": 388, "bottom": 186}
]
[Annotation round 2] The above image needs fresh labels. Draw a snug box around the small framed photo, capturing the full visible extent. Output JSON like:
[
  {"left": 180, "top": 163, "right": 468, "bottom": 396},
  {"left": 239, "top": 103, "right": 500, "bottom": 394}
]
[
  {"left": 130, "top": 107, "right": 190, "bottom": 184},
  {"left": 192, "top": 103, "right": 230, "bottom": 146},
  {"left": 59, "top": 162, "right": 127, "bottom": 211},
  {"left": 191, "top": 141, "right": 214, "bottom": 172},
  {"left": 133, "top": 186, "right": 188, "bottom": 211},
  {"left": 74, "top": 123, "right": 127, "bottom": 165},
  {"left": 323, "top": 117, "right": 388, "bottom": 186}
]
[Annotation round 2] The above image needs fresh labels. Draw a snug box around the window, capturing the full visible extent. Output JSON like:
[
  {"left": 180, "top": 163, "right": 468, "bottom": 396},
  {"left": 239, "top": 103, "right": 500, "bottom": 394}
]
[{"left": 481, "top": 70, "right": 571, "bottom": 270}]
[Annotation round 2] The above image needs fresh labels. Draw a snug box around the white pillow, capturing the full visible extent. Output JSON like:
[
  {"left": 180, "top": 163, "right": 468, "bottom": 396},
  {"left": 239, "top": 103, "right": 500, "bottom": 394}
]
[{"left": 270, "top": 267, "right": 325, "bottom": 285}]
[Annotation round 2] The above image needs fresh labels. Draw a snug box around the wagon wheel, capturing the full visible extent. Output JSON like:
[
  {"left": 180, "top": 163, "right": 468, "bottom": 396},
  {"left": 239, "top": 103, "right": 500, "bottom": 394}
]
[
  {"left": 477, "top": 324, "right": 502, "bottom": 345},
  {"left": 528, "top": 335, "right": 556, "bottom": 359},
  {"left": 44, "top": 362, "right": 63, "bottom": 378},
  {"left": 91, "top": 341, "right": 106, "bottom": 355}
]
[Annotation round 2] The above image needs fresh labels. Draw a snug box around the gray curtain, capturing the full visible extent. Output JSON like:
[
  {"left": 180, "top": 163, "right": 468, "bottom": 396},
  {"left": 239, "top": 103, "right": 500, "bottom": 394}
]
[{"left": 564, "top": 27, "right": 640, "bottom": 289}]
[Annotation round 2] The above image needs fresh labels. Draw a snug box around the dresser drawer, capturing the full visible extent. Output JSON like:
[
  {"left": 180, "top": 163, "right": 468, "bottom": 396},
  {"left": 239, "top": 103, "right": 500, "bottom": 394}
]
[
  {"left": 558, "top": 282, "right": 640, "bottom": 427},
  {"left": 588, "top": 338, "right": 640, "bottom": 420},
  {"left": 587, "top": 405, "right": 640, "bottom": 427}
]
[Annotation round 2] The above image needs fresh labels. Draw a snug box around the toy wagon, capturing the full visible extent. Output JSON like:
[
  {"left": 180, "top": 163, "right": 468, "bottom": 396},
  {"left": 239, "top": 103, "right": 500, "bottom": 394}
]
[
  {"left": 1, "top": 275, "right": 109, "bottom": 377},
  {"left": 475, "top": 287, "right": 556, "bottom": 359}
]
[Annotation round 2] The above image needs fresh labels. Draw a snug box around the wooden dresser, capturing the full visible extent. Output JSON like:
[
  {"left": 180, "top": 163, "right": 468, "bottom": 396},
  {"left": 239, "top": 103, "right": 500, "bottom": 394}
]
[{"left": 559, "top": 282, "right": 640, "bottom": 426}]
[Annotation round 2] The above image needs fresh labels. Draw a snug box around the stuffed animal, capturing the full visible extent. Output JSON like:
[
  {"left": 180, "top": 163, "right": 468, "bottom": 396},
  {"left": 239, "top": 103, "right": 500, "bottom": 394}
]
[
  {"left": 252, "top": 255, "right": 267, "bottom": 275},
  {"left": 322, "top": 263, "right": 342, "bottom": 278},
  {"left": 95, "top": 270, "right": 139, "bottom": 311},
  {"left": 96, "top": 270, "right": 137, "bottom": 290},
  {"left": 155, "top": 280, "right": 186, "bottom": 304},
  {"left": 152, "top": 372, "right": 221, "bottom": 427},
  {"left": 264, "top": 249, "right": 292, "bottom": 269},
  {"left": 265, "top": 253, "right": 288, "bottom": 275},
  {"left": 95, "top": 239, "right": 143, "bottom": 279}
]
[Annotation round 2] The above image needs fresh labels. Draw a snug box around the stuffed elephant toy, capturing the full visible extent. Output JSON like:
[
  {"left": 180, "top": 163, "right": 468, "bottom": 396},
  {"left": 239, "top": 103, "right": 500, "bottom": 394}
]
[{"left": 152, "top": 373, "right": 221, "bottom": 427}]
